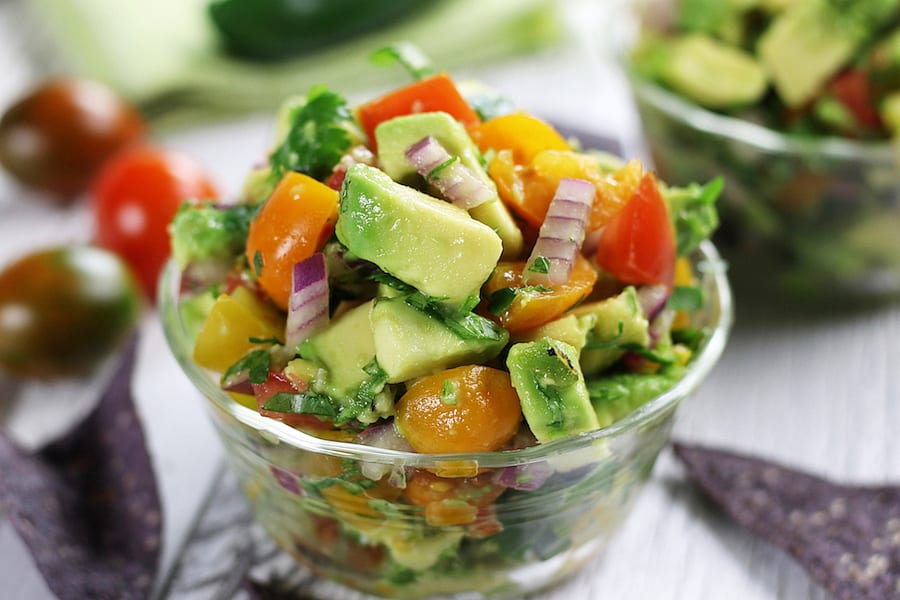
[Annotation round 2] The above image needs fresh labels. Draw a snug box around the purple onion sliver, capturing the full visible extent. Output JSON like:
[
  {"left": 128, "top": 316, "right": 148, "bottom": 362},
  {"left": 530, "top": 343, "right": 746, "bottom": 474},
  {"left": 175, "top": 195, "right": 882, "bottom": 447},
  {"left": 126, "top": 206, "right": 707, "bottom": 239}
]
[
  {"left": 495, "top": 461, "right": 554, "bottom": 491},
  {"left": 286, "top": 253, "right": 330, "bottom": 350},
  {"left": 405, "top": 135, "right": 493, "bottom": 209},
  {"left": 357, "top": 420, "right": 415, "bottom": 452},
  {"left": 637, "top": 284, "right": 671, "bottom": 320}
]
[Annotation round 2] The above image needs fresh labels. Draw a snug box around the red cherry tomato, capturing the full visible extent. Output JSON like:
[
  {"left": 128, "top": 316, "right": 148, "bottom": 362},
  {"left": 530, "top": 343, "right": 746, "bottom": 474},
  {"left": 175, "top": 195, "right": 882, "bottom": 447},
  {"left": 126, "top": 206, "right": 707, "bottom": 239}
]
[
  {"left": 91, "top": 146, "right": 218, "bottom": 300},
  {"left": 0, "top": 79, "right": 145, "bottom": 200},
  {"left": 595, "top": 172, "right": 676, "bottom": 290}
]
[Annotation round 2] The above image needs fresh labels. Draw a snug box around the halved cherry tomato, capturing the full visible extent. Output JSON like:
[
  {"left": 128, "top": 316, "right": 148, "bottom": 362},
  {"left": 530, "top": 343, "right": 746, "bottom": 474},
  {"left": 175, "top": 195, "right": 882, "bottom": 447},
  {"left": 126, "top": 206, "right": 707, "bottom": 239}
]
[
  {"left": 483, "top": 253, "right": 597, "bottom": 334},
  {"left": 245, "top": 171, "right": 339, "bottom": 310},
  {"left": 355, "top": 72, "right": 480, "bottom": 152},
  {"left": 394, "top": 365, "right": 522, "bottom": 454},
  {"left": 471, "top": 112, "right": 569, "bottom": 164},
  {"left": 91, "top": 146, "right": 218, "bottom": 299},
  {"left": 595, "top": 173, "right": 675, "bottom": 290},
  {"left": 828, "top": 69, "right": 882, "bottom": 132}
]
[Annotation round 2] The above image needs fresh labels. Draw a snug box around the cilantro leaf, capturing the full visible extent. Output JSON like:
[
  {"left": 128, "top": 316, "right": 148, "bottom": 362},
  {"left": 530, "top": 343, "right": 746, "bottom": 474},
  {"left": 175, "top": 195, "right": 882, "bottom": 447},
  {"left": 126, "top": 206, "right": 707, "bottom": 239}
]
[
  {"left": 405, "top": 292, "right": 506, "bottom": 342},
  {"left": 268, "top": 85, "right": 352, "bottom": 182},
  {"left": 665, "top": 177, "right": 722, "bottom": 256},
  {"left": 222, "top": 349, "right": 271, "bottom": 386},
  {"left": 668, "top": 285, "right": 705, "bottom": 312},
  {"left": 262, "top": 391, "right": 338, "bottom": 418},
  {"left": 370, "top": 43, "right": 435, "bottom": 80}
]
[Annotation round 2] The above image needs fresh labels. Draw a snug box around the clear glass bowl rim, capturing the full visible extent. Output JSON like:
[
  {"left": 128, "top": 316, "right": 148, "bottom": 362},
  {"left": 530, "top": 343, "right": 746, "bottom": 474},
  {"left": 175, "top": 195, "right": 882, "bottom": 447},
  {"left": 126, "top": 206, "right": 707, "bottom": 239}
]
[
  {"left": 158, "top": 240, "right": 733, "bottom": 469},
  {"left": 605, "top": 0, "right": 898, "bottom": 164},
  {"left": 628, "top": 76, "right": 898, "bottom": 164}
]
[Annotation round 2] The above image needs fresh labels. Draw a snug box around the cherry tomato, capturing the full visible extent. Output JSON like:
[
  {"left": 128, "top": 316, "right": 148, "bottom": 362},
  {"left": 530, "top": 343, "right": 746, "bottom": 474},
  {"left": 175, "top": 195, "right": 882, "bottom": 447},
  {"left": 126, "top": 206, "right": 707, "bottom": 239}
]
[
  {"left": 394, "top": 365, "right": 522, "bottom": 454},
  {"left": 0, "top": 246, "right": 142, "bottom": 378},
  {"left": 482, "top": 253, "right": 598, "bottom": 334},
  {"left": 91, "top": 146, "right": 218, "bottom": 300},
  {"left": 0, "top": 79, "right": 145, "bottom": 200},
  {"left": 595, "top": 173, "right": 676, "bottom": 290}
]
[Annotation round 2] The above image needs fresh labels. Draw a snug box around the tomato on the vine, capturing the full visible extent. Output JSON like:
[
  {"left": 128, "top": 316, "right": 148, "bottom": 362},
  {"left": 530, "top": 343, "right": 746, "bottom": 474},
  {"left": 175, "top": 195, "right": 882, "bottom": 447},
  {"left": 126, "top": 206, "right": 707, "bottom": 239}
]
[
  {"left": 90, "top": 146, "right": 219, "bottom": 299},
  {"left": 595, "top": 172, "right": 676, "bottom": 290}
]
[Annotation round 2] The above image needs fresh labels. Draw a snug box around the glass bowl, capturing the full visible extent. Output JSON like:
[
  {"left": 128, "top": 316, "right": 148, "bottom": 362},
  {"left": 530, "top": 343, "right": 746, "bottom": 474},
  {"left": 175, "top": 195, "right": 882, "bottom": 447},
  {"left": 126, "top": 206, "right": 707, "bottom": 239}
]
[
  {"left": 615, "top": 2, "right": 900, "bottom": 305},
  {"left": 158, "top": 241, "right": 732, "bottom": 600}
]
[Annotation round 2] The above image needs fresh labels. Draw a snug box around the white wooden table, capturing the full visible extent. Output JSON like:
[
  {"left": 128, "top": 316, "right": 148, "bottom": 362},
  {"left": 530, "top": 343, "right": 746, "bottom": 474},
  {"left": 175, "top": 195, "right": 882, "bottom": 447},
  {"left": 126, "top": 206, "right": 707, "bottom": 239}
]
[{"left": 1, "top": 2, "right": 898, "bottom": 599}]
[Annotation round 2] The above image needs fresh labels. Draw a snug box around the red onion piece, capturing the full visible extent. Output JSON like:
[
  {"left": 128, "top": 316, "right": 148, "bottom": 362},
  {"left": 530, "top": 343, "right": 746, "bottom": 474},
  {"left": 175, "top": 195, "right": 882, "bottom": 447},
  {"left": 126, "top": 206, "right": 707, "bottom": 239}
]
[
  {"left": 285, "top": 253, "right": 330, "bottom": 352},
  {"left": 405, "top": 136, "right": 494, "bottom": 209},
  {"left": 523, "top": 178, "right": 595, "bottom": 286},
  {"left": 494, "top": 461, "right": 554, "bottom": 491},
  {"left": 637, "top": 284, "right": 670, "bottom": 320},
  {"left": 357, "top": 420, "right": 414, "bottom": 452}
]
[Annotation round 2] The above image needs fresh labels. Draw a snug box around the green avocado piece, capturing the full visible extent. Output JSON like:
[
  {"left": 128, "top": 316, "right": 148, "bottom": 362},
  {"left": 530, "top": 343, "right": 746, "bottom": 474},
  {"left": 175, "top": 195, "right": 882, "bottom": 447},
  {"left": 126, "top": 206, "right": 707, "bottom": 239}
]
[
  {"left": 298, "top": 300, "right": 375, "bottom": 399},
  {"left": 587, "top": 371, "right": 681, "bottom": 428},
  {"left": 375, "top": 111, "right": 524, "bottom": 259},
  {"left": 336, "top": 163, "right": 502, "bottom": 306},
  {"left": 661, "top": 34, "right": 767, "bottom": 109},
  {"left": 572, "top": 287, "right": 650, "bottom": 377},
  {"left": 371, "top": 296, "right": 508, "bottom": 383},
  {"left": 512, "top": 312, "right": 597, "bottom": 354},
  {"left": 507, "top": 338, "right": 600, "bottom": 443},
  {"left": 758, "top": 0, "right": 900, "bottom": 107}
]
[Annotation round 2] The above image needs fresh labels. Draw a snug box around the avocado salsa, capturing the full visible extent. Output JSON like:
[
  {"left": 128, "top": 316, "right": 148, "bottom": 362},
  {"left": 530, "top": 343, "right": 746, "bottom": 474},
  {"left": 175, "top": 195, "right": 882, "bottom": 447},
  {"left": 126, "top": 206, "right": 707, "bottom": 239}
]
[{"left": 168, "top": 49, "right": 723, "bottom": 596}]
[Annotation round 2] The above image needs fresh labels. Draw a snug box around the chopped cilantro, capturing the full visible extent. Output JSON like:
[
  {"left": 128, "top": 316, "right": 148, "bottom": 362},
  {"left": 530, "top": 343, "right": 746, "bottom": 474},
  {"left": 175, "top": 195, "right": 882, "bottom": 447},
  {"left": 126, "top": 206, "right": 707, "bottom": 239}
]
[
  {"left": 405, "top": 292, "right": 506, "bottom": 342},
  {"left": 441, "top": 379, "right": 459, "bottom": 405},
  {"left": 668, "top": 285, "right": 705, "bottom": 312},
  {"left": 426, "top": 156, "right": 459, "bottom": 182},
  {"left": 262, "top": 391, "right": 338, "bottom": 418},
  {"left": 370, "top": 43, "right": 435, "bottom": 80},
  {"left": 222, "top": 349, "right": 270, "bottom": 385},
  {"left": 527, "top": 256, "right": 550, "bottom": 274},
  {"left": 268, "top": 85, "right": 352, "bottom": 182},
  {"left": 369, "top": 271, "right": 415, "bottom": 293},
  {"left": 253, "top": 250, "right": 264, "bottom": 278},
  {"left": 487, "top": 288, "right": 517, "bottom": 315}
]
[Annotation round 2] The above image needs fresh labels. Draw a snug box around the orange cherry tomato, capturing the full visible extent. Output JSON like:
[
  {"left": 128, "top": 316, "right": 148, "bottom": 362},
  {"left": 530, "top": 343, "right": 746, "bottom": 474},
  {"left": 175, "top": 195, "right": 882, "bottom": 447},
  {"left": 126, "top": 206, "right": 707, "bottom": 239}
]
[
  {"left": 245, "top": 171, "right": 339, "bottom": 310},
  {"left": 483, "top": 253, "right": 597, "bottom": 334},
  {"left": 471, "top": 112, "right": 569, "bottom": 164},
  {"left": 595, "top": 172, "right": 676, "bottom": 289},
  {"left": 394, "top": 365, "right": 522, "bottom": 454}
]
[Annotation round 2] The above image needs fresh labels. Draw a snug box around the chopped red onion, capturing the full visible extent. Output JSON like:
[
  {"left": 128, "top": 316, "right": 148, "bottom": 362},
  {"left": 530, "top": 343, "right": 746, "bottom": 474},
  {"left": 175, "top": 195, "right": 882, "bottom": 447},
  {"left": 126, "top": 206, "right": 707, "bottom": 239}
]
[
  {"left": 637, "top": 284, "right": 670, "bottom": 320},
  {"left": 405, "top": 136, "right": 494, "bottom": 209},
  {"left": 523, "top": 178, "right": 595, "bottom": 286},
  {"left": 357, "top": 420, "right": 414, "bottom": 452},
  {"left": 285, "top": 253, "right": 330, "bottom": 352},
  {"left": 494, "top": 461, "right": 554, "bottom": 491}
]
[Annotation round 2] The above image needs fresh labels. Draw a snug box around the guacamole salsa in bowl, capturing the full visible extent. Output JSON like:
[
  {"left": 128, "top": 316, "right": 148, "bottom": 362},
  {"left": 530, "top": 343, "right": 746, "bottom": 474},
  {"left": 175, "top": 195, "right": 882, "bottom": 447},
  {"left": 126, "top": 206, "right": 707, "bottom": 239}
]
[
  {"left": 160, "top": 50, "right": 732, "bottom": 598},
  {"left": 623, "top": 0, "right": 900, "bottom": 303}
]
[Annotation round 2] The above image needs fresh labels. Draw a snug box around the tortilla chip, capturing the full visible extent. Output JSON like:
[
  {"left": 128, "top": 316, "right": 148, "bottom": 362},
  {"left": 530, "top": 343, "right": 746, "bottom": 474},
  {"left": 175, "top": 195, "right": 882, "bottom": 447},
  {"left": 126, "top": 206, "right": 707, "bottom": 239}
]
[
  {"left": 674, "top": 442, "right": 900, "bottom": 600},
  {"left": 0, "top": 335, "right": 162, "bottom": 600}
]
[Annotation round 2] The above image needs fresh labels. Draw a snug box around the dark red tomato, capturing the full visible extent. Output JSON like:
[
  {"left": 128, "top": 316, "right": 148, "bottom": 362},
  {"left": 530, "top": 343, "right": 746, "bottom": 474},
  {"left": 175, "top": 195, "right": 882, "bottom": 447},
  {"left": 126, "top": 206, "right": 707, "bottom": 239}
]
[
  {"left": 828, "top": 69, "right": 882, "bottom": 133},
  {"left": 0, "top": 246, "right": 142, "bottom": 378},
  {"left": 91, "top": 146, "right": 218, "bottom": 300},
  {"left": 252, "top": 370, "right": 334, "bottom": 430},
  {"left": 595, "top": 172, "right": 676, "bottom": 290},
  {"left": 0, "top": 79, "right": 145, "bottom": 200}
]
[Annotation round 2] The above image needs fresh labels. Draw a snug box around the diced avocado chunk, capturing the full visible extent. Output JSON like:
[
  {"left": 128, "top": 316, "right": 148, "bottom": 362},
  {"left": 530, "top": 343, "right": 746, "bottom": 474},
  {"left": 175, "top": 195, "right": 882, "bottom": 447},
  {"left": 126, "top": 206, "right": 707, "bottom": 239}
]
[
  {"left": 661, "top": 34, "right": 767, "bottom": 108},
  {"left": 587, "top": 371, "right": 681, "bottom": 428},
  {"left": 758, "top": 0, "right": 900, "bottom": 107},
  {"left": 299, "top": 300, "right": 375, "bottom": 400},
  {"left": 375, "top": 111, "right": 524, "bottom": 259},
  {"left": 336, "top": 163, "right": 502, "bottom": 306},
  {"left": 572, "top": 287, "right": 650, "bottom": 377},
  {"left": 371, "top": 296, "right": 508, "bottom": 383},
  {"left": 507, "top": 338, "right": 600, "bottom": 443},
  {"left": 512, "top": 313, "right": 597, "bottom": 354}
]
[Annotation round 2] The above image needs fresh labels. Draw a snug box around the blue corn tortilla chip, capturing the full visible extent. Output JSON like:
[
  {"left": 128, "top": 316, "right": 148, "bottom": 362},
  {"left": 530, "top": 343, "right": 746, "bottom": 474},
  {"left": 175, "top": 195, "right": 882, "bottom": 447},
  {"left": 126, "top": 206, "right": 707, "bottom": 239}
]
[
  {"left": 674, "top": 442, "right": 900, "bottom": 600},
  {"left": 0, "top": 335, "right": 162, "bottom": 600}
]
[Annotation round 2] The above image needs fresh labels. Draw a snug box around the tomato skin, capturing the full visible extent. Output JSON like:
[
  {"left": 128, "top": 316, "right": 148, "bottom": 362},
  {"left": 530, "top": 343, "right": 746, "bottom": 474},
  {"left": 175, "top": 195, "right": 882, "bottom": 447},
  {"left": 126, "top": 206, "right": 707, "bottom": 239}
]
[
  {"left": 394, "top": 365, "right": 522, "bottom": 454},
  {"left": 0, "top": 246, "right": 142, "bottom": 378},
  {"left": 483, "top": 253, "right": 598, "bottom": 334},
  {"left": 595, "top": 173, "right": 676, "bottom": 290},
  {"left": 90, "top": 146, "right": 218, "bottom": 300},
  {"left": 0, "top": 79, "right": 145, "bottom": 200},
  {"left": 244, "top": 172, "right": 339, "bottom": 310}
]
